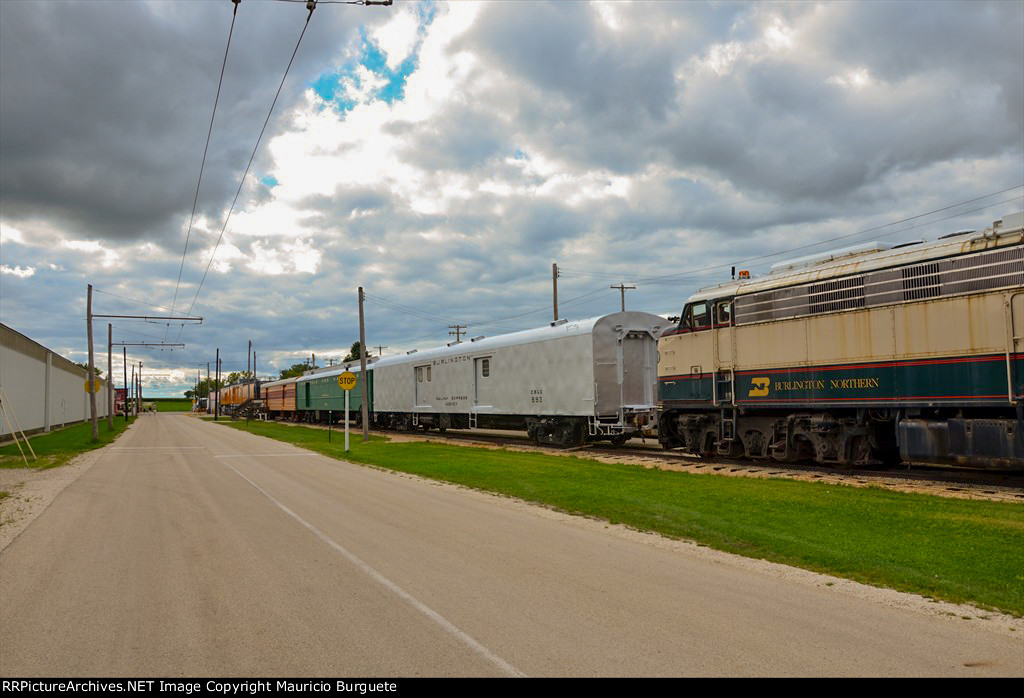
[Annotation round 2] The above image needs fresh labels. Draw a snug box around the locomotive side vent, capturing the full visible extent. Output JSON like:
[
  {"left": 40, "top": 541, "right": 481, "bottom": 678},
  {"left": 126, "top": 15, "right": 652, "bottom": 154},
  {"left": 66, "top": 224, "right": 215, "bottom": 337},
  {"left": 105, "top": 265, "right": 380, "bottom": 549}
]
[
  {"left": 941, "top": 246, "right": 1024, "bottom": 296},
  {"left": 808, "top": 275, "right": 865, "bottom": 314},
  {"left": 901, "top": 262, "right": 941, "bottom": 300},
  {"left": 734, "top": 243, "right": 1022, "bottom": 325}
]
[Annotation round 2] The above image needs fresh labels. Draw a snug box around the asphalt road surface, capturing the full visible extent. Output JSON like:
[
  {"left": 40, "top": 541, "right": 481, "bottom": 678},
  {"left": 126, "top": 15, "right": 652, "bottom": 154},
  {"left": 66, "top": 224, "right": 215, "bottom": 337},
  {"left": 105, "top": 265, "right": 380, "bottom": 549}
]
[{"left": 1, "top": 414, "right": 1021, "bottom": 677}]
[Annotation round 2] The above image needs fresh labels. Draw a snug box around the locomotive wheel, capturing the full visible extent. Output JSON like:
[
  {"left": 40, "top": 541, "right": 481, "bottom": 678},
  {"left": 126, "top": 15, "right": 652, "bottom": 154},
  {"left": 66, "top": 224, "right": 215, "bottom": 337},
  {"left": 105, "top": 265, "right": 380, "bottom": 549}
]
[{"left": 610, "top": 434, "right": 628, "bottom": 447}]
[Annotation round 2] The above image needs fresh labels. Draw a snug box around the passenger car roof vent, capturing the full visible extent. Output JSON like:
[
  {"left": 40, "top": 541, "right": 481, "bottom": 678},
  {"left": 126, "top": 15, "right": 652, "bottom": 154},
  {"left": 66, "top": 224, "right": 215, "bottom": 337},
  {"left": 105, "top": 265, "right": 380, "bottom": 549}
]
[
  {"left": 406, "top": 349, "right": 418, "bottom": 354},
  {"left": 470, "top": 336, "right": 485, "bottom": 342},
  {"left": 550, "top": 318, "right": 568, "bottom": 326}
]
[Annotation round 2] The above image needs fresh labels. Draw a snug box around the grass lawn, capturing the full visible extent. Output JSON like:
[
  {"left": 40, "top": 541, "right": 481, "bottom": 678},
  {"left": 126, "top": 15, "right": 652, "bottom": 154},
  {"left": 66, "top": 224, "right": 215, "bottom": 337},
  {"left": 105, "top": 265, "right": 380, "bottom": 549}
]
[
  {"left": 210, "top": 418, "right": 1024, "bottom": 617},
  {"left": 0, "top": 417, "right": 135, "bottom": 470}
]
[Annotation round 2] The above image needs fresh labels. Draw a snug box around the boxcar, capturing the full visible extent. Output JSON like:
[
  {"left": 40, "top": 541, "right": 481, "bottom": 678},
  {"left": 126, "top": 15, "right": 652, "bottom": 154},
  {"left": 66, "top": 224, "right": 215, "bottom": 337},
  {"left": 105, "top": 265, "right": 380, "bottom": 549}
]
[
  {"left": 371, "top": 311, "right": 666, "bottom": 445},
  {"left": 658, "top": 212, "right": 1024, "bottom": 468}
]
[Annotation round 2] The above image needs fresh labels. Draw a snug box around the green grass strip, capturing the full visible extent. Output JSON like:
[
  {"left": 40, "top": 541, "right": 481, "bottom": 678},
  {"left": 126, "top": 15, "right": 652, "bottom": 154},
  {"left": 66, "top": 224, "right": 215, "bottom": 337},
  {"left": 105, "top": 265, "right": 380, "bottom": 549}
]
[
  {"left": 210, "top": 419, "right": 1024, "bottom": 616},
  {"left": 0, "top": 417, "right": 135, "bottom": 470}
]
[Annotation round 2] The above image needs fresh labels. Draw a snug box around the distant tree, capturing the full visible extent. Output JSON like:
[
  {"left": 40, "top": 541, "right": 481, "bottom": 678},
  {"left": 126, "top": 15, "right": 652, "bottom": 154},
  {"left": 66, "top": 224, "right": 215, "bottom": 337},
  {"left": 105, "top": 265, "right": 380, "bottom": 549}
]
[
  {"left": 184, "top": 378, "right": 222, "bottom": 399},
  {"left": 75, "top": 362, "right": 102, "bottom": 376},
  {"left": 225, "top": 370, "right": 253, "bottom": 385},
  {"left": 343, "top": 341, "right": 362, "bottom": 363},
  {"left": 279, "top": 363, "right": 309, "bottom": 379}
]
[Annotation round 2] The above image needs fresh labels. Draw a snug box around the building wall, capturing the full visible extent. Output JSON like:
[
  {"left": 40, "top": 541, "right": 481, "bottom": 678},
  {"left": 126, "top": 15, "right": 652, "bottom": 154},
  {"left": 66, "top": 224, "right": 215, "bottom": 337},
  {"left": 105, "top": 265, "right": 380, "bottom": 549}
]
[{"left": 0, "top": 324, "right": 109, "bottom": 437}]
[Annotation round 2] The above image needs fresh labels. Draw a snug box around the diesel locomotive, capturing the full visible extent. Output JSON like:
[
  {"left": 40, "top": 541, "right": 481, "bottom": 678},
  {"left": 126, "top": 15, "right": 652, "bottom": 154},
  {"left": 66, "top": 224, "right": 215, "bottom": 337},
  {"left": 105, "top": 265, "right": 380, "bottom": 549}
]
[{"left": 657, "top": 212, "right": 1024, "bottom": 468}]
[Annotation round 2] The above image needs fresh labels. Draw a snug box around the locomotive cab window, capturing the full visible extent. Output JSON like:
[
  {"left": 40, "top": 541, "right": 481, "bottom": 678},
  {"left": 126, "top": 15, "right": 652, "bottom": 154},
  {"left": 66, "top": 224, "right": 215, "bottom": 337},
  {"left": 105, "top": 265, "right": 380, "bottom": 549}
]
[
  {"left": 682, "top": 302, "right": 711, "bottom": 332},
  {"left": 715, "top": 300, "right": 732, "bottom": 326}
]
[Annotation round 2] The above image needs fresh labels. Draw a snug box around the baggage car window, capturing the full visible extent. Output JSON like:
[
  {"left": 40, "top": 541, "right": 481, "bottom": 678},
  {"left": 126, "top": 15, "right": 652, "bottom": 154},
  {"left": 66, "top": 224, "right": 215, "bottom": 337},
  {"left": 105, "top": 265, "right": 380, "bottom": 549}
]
[
  {"left": 482, "top": 359, "right": 490, "bottom": 377},
  {"left": 416, "top": 367, "right": 423, "bottom": 382},
  {"left": 427, "top": 366, "right": 432, "bottom": 382}
]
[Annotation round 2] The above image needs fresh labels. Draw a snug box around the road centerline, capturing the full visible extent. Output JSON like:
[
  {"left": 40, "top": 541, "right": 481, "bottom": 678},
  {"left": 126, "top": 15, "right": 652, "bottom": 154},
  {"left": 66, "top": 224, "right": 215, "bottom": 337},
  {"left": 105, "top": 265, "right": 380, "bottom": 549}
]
[{"left": 217, "top": 457, "right": 527, "bottom": 678}]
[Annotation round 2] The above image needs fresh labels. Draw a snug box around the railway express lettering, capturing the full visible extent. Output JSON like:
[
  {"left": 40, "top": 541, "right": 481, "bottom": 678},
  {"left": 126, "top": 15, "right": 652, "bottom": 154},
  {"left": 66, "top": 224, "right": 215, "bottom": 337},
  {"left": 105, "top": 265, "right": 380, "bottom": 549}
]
[{"left": 830, "top": 377, "right": 880, "bottom": 390}]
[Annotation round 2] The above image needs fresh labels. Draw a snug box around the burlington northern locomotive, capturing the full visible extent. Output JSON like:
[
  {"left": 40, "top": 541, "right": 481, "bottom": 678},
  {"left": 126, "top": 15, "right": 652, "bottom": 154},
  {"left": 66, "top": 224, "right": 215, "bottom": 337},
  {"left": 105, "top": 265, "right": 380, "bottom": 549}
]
[{"left": 658, "top": 212, "right": 1024, "bottom": 469}]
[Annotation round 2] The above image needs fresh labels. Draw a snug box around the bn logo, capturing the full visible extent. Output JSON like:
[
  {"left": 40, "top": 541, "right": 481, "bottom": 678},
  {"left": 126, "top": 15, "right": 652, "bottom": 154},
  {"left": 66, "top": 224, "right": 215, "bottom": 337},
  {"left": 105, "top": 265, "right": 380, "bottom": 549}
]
[{"left": 748, "top": 377, "right": 771, "bottom": 397}]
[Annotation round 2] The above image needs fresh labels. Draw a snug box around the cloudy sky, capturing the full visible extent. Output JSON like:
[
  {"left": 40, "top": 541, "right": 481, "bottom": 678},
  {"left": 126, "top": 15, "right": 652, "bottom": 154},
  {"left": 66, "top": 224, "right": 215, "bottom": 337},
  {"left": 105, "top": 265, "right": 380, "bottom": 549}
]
[{"left": 1, "top": 0, "right": 1022, "bottom": 396}]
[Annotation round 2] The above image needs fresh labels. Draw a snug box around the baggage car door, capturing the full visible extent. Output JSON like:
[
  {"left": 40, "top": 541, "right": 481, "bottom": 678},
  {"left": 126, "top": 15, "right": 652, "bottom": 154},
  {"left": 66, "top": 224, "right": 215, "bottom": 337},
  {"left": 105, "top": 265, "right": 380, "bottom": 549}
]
[
  {"left": 474, "top": 357, "right": 494, "bottom": 407},
  {"left": 621, "top": 331, "right": 653, "bottom": 407}
]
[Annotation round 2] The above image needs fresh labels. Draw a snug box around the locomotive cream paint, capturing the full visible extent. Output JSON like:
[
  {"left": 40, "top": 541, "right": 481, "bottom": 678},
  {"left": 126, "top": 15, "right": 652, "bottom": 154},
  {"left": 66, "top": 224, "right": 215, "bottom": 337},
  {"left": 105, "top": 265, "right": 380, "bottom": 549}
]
[{"left": 658, "top": 212, "right": 1024, "bottom": 468}]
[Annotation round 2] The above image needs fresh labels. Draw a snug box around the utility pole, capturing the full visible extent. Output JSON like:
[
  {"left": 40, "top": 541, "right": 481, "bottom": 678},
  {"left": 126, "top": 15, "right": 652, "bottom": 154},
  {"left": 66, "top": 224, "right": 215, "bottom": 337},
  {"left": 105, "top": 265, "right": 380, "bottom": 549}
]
[
  {"left": 448, "top": 325, "right": 465, "bottom": 342},
  {"left": 215, "top": 350, "right": 220, "bottom": 420},
  {"left": 552, "top": 263, "right": 559, "bottom": 322},
  {"left": 87, "top": 284, "right": 98, "bottom": 441},
  {"left": 107, "top": 323, "right": 113, "bottom": 430},
  {"left": 374, "top": 345, "right": 387, "bottom": 357},
  {"left": 206, "top": 362, "right": 211, "bottom": 413},
  {"left": 358, "top": 287, "right": 369, "bottom": 442},
  {"left": 610, "top": 283, "right": 636, "bottom": 312},
  {"left": 130, "top": 364, "right": 135, "bottom": 417},
  {"left": 123, "top": 347, "right": 128, "bottom": 422},
  {"left": 137, "top": 362, "right": 143, "bottom": 414},
  {"left": 247, "top": 340, "right": 252, "bottom": 380}
]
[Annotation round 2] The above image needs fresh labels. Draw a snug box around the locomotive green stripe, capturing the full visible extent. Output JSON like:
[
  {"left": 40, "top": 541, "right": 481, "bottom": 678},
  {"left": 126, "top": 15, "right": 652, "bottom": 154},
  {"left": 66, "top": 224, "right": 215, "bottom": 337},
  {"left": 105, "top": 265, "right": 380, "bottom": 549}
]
[{"left": 659, "top": 353, "right": 1023, "bottom": 407}]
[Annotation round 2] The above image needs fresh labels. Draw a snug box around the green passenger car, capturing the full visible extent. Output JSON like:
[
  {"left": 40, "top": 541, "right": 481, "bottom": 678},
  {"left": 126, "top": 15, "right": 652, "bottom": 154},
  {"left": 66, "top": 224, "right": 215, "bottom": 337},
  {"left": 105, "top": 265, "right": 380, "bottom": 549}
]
[{"left": 295, "top": 366, "right": 374, "bottom": 419}]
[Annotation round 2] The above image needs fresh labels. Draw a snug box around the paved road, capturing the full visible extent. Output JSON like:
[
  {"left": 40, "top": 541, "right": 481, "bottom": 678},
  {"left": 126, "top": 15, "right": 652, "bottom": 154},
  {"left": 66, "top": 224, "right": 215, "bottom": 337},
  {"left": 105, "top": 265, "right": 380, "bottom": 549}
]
[{"left": 1, "top": 414, "right": 1021, "bottom": 676}]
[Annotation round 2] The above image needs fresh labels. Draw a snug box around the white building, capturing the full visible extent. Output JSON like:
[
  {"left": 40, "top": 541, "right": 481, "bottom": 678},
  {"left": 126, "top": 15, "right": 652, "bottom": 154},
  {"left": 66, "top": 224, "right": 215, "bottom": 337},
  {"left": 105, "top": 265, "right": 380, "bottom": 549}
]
[{"left": 0, "top": 323, "right": 109, "bottom": 437}]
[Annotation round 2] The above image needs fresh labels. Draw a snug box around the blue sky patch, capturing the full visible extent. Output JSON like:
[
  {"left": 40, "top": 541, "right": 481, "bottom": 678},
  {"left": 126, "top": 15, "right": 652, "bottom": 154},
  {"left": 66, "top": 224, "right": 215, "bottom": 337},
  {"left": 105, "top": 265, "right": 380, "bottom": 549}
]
[
  {"left": 309, "top": 1, "right": 436, "bottom": 113},
  {"left": 261, "top": 175, "right": 279, "bottom": 188}
]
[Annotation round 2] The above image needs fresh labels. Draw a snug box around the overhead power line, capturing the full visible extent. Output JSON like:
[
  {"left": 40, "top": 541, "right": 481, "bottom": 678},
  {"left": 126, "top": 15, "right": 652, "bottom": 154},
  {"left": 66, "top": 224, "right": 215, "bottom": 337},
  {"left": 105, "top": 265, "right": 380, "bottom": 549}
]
[
  {"left": 561, "top": 184, "right": 1023, "bottom": 285},
  {"left": 177, "top": 0, "right": 320, "bottom": 341},
  {"left": 166, "top": 0, "right": 242, "bottom": 338}
]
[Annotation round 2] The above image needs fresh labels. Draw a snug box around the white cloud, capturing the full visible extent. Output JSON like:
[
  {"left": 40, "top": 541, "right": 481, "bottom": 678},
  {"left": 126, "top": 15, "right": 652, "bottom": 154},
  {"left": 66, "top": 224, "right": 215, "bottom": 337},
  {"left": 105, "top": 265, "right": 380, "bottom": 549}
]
[
  {"left": 371, "top": 6, "right": 420, "bottom": 71},
  {"left": 1, "top": 264, "right": 35, "bottom": 278}
]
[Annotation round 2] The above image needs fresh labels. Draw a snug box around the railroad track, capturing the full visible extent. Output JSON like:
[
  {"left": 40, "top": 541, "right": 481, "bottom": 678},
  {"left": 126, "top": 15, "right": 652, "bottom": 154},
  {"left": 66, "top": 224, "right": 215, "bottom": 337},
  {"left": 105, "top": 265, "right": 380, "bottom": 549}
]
[{"left": 390, "top": 428, "right": 1024, "bottom": 503}]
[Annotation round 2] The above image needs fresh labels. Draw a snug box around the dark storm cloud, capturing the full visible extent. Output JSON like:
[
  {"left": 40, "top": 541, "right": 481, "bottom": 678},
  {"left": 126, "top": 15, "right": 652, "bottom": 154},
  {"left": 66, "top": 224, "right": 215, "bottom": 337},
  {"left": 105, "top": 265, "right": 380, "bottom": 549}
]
[{"left": 0, "top": 0, "right": 385, "bottom": 245}]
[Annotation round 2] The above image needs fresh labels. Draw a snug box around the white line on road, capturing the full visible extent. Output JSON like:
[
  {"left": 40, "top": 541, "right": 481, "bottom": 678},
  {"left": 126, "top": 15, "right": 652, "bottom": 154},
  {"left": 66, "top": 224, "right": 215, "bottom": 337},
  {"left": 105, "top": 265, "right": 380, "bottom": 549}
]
[
  {"left": 219, "top": 459, "right": 527, "bottom": 678},
  {"left": 214, "top": 454, "right": 322, "bottom": 458},
  {"left": 108, "top": 447, "right": 207, "bottom": 451}
]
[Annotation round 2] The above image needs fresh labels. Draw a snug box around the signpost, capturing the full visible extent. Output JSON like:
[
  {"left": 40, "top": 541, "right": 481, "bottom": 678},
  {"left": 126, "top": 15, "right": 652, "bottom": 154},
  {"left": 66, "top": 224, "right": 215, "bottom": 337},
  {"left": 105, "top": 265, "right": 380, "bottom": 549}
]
[{"left": 338, "top": 371, "right": 357, "bottom": 452}]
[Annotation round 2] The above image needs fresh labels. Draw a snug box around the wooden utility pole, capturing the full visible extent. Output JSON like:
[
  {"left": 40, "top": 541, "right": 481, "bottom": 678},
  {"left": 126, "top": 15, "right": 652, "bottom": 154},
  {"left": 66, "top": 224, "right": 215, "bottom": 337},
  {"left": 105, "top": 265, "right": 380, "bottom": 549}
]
[
  {"left": 448, "top": 325, "right": 465, "bottom": 342},
  {"left": 206, "top": 362, "right": 211, "bottom": 413},
  {"left": 123, "top": 347, "right": 128, "bottom": 422},
  {"left": 358, "top": 287, "right": 369, "bottom": 442},
  {"left": 87, "top": 284, "right": 98, "bottom": 441},
  {"left": 374, "top": 345, "right": 387, "bottom": 357},
  {"left": 215, "top": 349, "right": 220, "bottom": 421},
  {"left": 107, "top": 324, "right": 113, "bottom": 430},
  {"left": 137, "top": 362, "right": 142, "bottom": 414},
  {"left": 610, "top": 283, "right": 636, "bottom": 312},
  {"left": 552, "top": 263, "right": 559, "bottom": 322}
]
